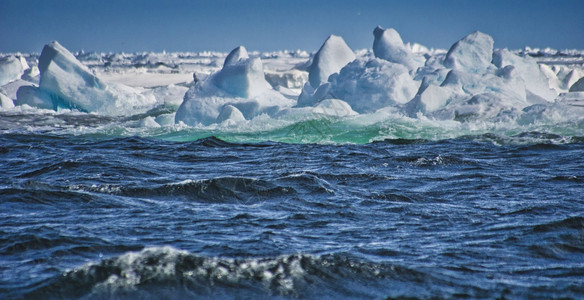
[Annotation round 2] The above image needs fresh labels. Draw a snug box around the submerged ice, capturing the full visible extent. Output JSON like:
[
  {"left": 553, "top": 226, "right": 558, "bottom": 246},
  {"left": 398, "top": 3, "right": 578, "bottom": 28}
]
[{"left": 1, "top": 27, "right": 584, "bottom": 138}]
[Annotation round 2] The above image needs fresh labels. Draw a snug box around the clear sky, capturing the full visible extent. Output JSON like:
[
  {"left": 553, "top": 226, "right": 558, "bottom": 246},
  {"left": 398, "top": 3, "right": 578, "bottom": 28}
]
[{"left": 1, "top": 0, "right": 583, "bottom": 53}]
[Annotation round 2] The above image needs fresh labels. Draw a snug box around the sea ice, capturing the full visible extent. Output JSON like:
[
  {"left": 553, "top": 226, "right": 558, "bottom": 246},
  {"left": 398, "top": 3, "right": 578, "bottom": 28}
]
[
  {"left": 0, "top": 92, "right": 14, "bottom": 109},
  {"left": 265, "top": 69, "right": 308, "bottom": 89},
  {"left": 569, "top": 77, "right": 584, "bottom": 92},
  {"left": 216, "top": 104, "right": 246, "bottom": 124},
  {"left": 16, "top": 41, "right": 156, "bottom": 115},
  {"left": 372, "top": 26, "right": 424, "bottom": 71},
  {"left": 14, "top": 86, "right": 53, "bottom": 110},
  {"left": 0, "top": 55, "right": 29, "bottom": 86},
  {"left": 0, "top": 79, "right": 34, "bottom": 100},
  {"left": 327, "top": 58, "right": 420, "bottom": 113},
  {"left": 311, "top": 99, "right": 357, "bottom": 116},
  {"left": 212, "top": 46, "right": 271, "bottom": 98},
  {"left": 492, "top": 49, "right": 557, "bottom": 102},
  {"left": 175, "top": 46, "right": 294, "bottom": 126},
  {"left": 144, "top": 84, "right": 189, "bottom": 107},
  {"left": 443, "top": 31, "right": 494, "bottom": 73},
  {"left": 307, "top": 35, "right": 355, "bottom": 88}
]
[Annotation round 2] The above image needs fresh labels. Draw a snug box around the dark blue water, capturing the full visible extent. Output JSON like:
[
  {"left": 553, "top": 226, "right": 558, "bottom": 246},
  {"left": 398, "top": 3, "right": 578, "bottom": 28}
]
[{"left": 1, "top": 132, "right": 584, "bottom": 299}]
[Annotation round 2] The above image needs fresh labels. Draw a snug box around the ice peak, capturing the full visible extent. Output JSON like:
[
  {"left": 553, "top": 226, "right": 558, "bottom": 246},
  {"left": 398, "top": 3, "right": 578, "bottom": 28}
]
[
  {"left": 308, "top": 35, "right": 355, "bottom": 88},
  {"left": 372, "top": 26, "right": 422, "bottom": 70},
  {"left": 213, "top": 46, "right": 270, "bottom": 98},
  {"left": 224, "top": 46, "right": 249, "bottom": 67},
  {"left": 373, "top": 26, "right": 404, "bottom": 46},
  {"left": 444, "top": 31, "right": 494, "bottom": 73}
]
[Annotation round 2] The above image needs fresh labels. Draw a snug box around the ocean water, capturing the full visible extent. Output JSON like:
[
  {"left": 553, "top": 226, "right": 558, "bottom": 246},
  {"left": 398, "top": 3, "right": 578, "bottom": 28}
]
[{"left": 1, "top": 110, "right": 584, "bottom": 299}]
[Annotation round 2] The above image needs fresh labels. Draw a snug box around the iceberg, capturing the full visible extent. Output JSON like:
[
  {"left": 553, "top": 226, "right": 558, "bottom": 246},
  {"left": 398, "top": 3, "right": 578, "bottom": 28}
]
[
  {"left": 144, "top": 84, "right": 189, "bottom": 107},
  {"left": 407, "top": 66, "right": 529, "bottom": 121},
  {"left": 16, "top": 41, "right": 156, "bottom": 115},
  {"left": 175, "top": 46, "right": 294, "bottom": 126},
  {"left": 403, "top": 30, "right": 562, "bottom": 122},
  {"left": 277, "top": 98, "right": 357, "bottom": 119},
  {"left": 0, "top": 55, "right": 29, "bottom": 86}
]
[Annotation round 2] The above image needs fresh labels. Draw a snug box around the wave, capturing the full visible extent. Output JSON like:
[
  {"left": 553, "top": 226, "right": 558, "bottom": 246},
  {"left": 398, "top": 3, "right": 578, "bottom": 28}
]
[
  {"left": 16, "top": 245, "right": 584, "bottom": 300},
  {"left": 120, "top": 177, "right": 293, "bottom": 204},
  {"left": 68, "top": 173, "right": 339, "bottom": 204},
  {"left": 2, "top": 108, "right": 584, "bottom": 144},
  {"left": 20, "top": 246, "right": 396, "bottom": 299}
]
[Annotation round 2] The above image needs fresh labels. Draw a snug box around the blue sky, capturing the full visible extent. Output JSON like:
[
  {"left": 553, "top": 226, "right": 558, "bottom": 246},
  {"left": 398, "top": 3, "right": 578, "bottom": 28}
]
[{"left": 1, "top": 0, "right": 583, "bottom": 53}]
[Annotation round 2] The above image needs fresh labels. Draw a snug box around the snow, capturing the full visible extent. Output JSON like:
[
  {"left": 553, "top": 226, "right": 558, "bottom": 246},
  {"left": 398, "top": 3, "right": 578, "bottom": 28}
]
[
  {"left": 216, "top": 104, "right": 245, "bottom": 124},
  {"left": 327, "top": 58, "right": 420, "bottom": 113},
  {"left": 212, "top": 46, "right": 271, "bottom": 98},
  {"left": 373, "top": 26, "right": 423, "bottom": 71},
  {"left": 312, "top": 99, "right": 357, "bottom": 117},
  {"left": 98, "top": 72, "right": 192, "bottom": 88},
  {"left": 0, "top": 55, "right": 29, "bottom": 86},
  {"left": 443, "top": 31, "right": 494, "bottom": 73},
  {"left": 492, "top": 49, "right": 557, "bottom": 102},
  {"left": 175, "top": 46, "right": 294, "bottom": 126},
  {"left": 144, "top": 84, "right": 189, "bottom": 107},
  {"left": 307, "top": 35, "right": 356, "bottom": 88},
  {"left": 0, "top": 79, "right": 34, "bottom": 100},
  {"left": 265, "top": 69, "right": 308, "bottom": 89},
  {"left": 0, "top": 92, "right": 14, "bottom": 109}
]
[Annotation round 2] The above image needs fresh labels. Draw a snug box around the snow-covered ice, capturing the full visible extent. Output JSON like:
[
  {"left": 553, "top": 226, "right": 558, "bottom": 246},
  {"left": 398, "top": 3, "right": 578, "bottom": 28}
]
[
  {"left": 175, "top": 46, "right": 294, "bottom": 126},
  {"left": 0, "top": 55, "right": 29, "bottom": 86},
  {"left": 307, "top": 35, "right": 355, "bottom": 89},
  {"left": 443, "top": 31, "right": 494, "bottom": 73},
  {"left": 373, "top": 26, "right": 424, "bottom": 71},
  {"left": 1, "top": 26, "right": 583, "bottom": 133},
  {"left": 0, "top": 92, "right": 14, "bottom": 109}
]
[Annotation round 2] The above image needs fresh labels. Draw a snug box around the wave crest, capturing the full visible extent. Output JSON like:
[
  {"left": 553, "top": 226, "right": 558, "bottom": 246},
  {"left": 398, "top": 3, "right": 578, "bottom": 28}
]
[{"left": 26, "top": 246, "right": 398, "bottom": 299}]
